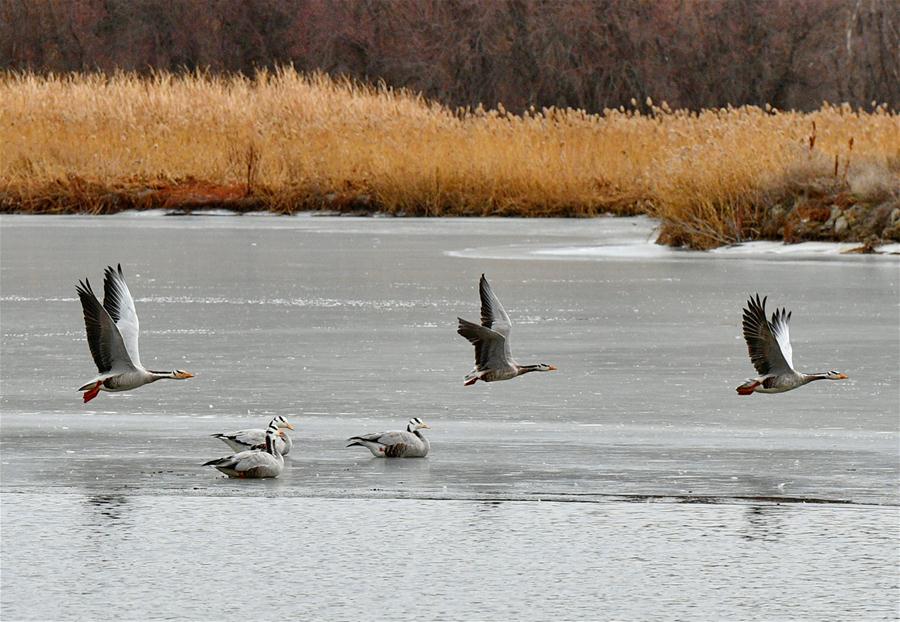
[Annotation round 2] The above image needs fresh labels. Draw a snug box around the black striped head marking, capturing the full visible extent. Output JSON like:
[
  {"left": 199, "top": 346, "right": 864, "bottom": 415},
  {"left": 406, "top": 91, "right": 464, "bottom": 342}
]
[
  {"left": 264, "top": 426, "right": 278, "bottom": 454},
  {"left": 407, "top": 417, "right": 428, "bottom": 432},
  {"left": 270, "top": 415, "right": 294, "bottom": 430}
]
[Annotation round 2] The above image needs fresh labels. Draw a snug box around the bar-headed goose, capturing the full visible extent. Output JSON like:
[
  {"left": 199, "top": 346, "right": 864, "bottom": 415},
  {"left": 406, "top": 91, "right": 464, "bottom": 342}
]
[
  {"left": 346, "top": 418, "right": 430, "bottom": 458},
  {"left": 736, "top": 294, "right": 848, "bottom": 395},
  {"left": 457, "top": 274, "right": 556, "bottom": 385},
  {"left": 204, "top": 422, "right": 284, "bottom": 478},
  {"left": 76, "top": 264, "right": 193, "bottom": 402},
  {"left": 212, "top": 415, "right": 295, "bottom": 456}
]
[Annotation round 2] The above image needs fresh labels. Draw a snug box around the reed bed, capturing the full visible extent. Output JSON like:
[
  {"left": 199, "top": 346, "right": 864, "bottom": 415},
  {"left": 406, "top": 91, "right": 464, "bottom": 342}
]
[{"left": 1, "top": 68, "right": 898, "bottom": 248}]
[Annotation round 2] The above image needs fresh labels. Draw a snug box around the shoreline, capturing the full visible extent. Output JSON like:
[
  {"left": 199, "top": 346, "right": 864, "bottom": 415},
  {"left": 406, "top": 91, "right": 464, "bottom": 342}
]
[{"left": 2, "top": 183, "right": 897, "bottom": 253}]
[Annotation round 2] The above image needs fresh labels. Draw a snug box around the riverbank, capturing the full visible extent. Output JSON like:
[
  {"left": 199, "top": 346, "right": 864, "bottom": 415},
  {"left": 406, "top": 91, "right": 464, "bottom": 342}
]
[{"left": 2, "top": 69, "right": 897, "bottom": 249}]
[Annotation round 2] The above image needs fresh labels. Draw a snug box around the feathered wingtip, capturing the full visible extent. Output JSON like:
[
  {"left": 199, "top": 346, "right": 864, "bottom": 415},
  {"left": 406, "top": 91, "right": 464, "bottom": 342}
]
[
  {"left": 103, "top": 263, "right": 125, "bottom": 280},
  {"left": 743, "top": 293, "right": 766, "bottom": 316}
]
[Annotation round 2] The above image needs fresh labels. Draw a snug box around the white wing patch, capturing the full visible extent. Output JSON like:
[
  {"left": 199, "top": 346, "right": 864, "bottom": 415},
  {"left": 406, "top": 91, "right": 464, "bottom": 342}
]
[
  {"left": 770, "top": 308, "right": 794, "bottom": 370},
  {"left": 103, "top": 265, "right": 142, "bottom": 369}
]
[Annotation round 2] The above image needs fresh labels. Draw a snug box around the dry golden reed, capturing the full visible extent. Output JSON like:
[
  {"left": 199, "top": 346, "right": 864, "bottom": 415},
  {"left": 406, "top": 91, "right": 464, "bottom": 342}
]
[{"left": 1, "top": 68, "right": 897, "bottom": 248}]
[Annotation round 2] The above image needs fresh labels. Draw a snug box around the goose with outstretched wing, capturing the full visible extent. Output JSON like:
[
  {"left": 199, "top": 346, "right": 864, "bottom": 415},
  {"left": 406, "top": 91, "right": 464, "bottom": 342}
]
[
  {"left": 457, "top": 274, "right": 555, "bottom": 385},
  {"left": 76, "top": 264, "right": 193, "bottom": 402},
  {"left": 736, "top": 294, "right": 847, "bottom": 395}
]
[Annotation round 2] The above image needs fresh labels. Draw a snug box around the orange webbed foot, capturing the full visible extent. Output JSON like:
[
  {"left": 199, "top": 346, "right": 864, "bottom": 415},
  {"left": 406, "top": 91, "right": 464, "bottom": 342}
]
[{"left": 82, "top": 382, "right": 102, "bottom": 403}]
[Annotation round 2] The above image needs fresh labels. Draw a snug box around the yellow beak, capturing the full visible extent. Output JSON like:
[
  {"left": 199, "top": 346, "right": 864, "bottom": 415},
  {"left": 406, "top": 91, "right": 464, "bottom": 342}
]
[{"left": 285, "top": 423, "right": 295, "bottom": 430}]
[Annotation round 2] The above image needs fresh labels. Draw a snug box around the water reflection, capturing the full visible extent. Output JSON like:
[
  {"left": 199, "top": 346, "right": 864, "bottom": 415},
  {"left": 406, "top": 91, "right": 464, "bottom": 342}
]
[
  {"left": 362, "top": 456, "right": 434, "bottom": 489},
  {"left": 478, "top": 500, "right": 503, "bottom": 510},
  {"left": 82, "top": 493, "right": 134, "bottom": 544},
  {"left": 741, "top": 505, "right": 786, "bottom": 542},
  {"left": 85, "top": 494, "right": 129, "bottom": 522}
]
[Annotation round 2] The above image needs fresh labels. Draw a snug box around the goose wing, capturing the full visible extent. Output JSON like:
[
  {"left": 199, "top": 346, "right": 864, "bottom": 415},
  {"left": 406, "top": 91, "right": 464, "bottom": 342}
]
[
  {"left": 479, "top": 275, "right": 512, "bottom": 337},
  {"left": 351, "top": 430, "right": 415, "bottom": 449},
  {"left": 214, "top": 429, "right": 264, "bottom": 448},
  {"left": 204, "top": 448, "right": 275, "bottom": 472},
  {"left": 102, "top": 264, "right": 142, "bottom": 368},
  {"left": 742, "top": 294, "right": 794, "bottom": 375},
  {"left": 377, "top": 430, "right": 415, "bottom": 446},
  {"left": 76, "top": 278, "right": 136, "bottom": 374},
  {"left": 457, "top": 317, "right": 512, "bottom": 371},
  {"left": 231, "top": 450, "right": 279, "bottom": 472}
]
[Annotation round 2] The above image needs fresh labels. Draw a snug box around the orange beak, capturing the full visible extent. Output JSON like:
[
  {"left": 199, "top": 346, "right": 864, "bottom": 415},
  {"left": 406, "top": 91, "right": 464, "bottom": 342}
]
[
  {"left": 836, "top": 373, "right": 848, "bottom": 379},
  {"left": 548, "top": 365, "right": 558, "bottom": 371}
]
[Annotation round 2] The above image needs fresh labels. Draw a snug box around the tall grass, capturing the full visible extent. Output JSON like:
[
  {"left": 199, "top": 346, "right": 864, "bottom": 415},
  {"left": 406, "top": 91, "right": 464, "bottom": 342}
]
[{"left": 1, "top": 69, "right": 897, "bottom": 248}]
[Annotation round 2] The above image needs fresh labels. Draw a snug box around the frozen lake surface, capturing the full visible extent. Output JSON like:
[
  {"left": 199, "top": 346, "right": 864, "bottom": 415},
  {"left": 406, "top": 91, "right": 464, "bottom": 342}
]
[{"left": 2, "top": 214, "right": 898, "bottom": 620}]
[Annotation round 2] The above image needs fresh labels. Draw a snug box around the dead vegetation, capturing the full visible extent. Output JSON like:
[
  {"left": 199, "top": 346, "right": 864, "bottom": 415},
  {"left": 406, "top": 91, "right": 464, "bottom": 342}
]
[{"left": 1, "top": 69, "right": 898, "bottom": 248}]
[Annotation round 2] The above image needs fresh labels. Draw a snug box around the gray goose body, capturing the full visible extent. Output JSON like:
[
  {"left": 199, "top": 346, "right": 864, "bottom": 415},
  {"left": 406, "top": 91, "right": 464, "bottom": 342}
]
[
  {"left": 346, "top": 418, "right": 430, "bottom": 458},
  {"left": 456, "top": 274, "right": 556, "bottom": 385},
  {"left": 736, "top": 294, "right": 847, "bottom": 395},
  {"left": 204, "top": 423, "right": 284, "bottom": 478},
  {"left": 212, "top": 415, "right": 295, "bottom": 456},
  {"left": 76, "top": 264, "right": 193, "bottom": 402}
]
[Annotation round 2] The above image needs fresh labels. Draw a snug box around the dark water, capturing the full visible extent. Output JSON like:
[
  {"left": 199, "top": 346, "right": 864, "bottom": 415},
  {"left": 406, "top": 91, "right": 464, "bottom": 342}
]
[{"left": 1, "top": 214, "right": 898, "bottom": 620}]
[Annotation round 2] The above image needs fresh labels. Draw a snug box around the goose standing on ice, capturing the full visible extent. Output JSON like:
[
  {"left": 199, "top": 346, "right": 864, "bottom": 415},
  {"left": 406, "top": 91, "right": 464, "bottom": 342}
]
[
  {"left": 76, "top": 264, "right": 193, "bottom": 402},
  {"left": 736, "top": 294, "right": 848, "bottom": 395},
  {"left": 212, "top": 415, "right": 295, "bottom": 456},
  {"left": 346, "top": 418, "right": 430, "bottom": 458},
  {"left": 204, "top": 422, "right": 284, "bottom": 478},
  {"left": 457, "top": 274, "right": 556, "bottom": 385}
]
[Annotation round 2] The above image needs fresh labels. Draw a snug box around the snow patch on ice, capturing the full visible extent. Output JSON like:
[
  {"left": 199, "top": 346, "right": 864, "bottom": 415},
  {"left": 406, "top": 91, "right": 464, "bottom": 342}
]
[
  {"left": 713, "top": 241, "right": 858, "bottom": 256},
  {"left": 533, "top": 244, "right": 678, "bottom": 259}
]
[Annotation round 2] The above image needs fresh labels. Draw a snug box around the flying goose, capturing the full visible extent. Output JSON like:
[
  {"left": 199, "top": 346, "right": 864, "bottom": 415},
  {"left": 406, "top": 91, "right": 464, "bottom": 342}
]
[
  {"left": 76, "top": 264, "right": 193, "bottom": 402},
  {"left": 204, "top": 421, "right": 284, "bottom": 478},
  {"left": 457, "top": 274, "right": 556, "bottom": 385},
  {"left": 212, "top": 415, "right": 295, "bottom": 456},
  {"left": 346, "top": 418, "right": 430, "bottom": 458},
  {"left": 736, "top": 294, "right": 848, "bottom": 395}
]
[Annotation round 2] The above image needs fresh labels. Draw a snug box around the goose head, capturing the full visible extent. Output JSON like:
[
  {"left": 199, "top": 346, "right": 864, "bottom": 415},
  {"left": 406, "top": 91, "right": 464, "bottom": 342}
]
[
  {"left": 407, "top": 417, "right": 430, "bottom": 432},
  {"left": 520, "top": 363, "right": 557, "bottom": 374},
  {"left": 271, "top": 415, "right": 295, "bottom": 430}
]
